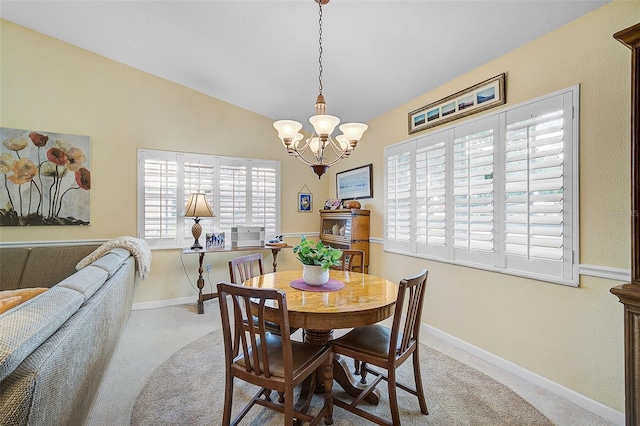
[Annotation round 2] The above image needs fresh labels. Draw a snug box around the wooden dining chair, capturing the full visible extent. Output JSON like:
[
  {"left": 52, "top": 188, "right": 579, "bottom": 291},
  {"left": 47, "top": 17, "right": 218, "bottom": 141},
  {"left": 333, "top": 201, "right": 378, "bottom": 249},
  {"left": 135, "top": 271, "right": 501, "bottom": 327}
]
[
  {"left": 217, "top": 281, "right": 334, "bottom": 425},
  {"left": 229, "top": 253, "right": 297, "bottom": 336},
  {"left": 331, "top": 269, "right": 429, "bottom": 426},
  {"left": 335, "top": 249, "right": 365, "bottom": 273},
  {"left": 229, "top": 253, "right": 264, "bottom": 284}
]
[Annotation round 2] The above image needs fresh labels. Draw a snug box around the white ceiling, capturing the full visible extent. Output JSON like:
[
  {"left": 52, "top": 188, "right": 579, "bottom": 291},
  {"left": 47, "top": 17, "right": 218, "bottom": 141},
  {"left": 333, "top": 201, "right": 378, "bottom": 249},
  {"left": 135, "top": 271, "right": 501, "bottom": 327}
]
[{"left": 1, "top": 0, "right": 610, "bottom": 130}]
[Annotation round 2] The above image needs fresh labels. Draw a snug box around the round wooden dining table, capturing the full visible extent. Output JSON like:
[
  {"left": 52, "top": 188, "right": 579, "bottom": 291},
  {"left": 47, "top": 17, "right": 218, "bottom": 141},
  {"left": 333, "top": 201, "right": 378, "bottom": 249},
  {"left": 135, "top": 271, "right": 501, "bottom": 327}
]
[{"left": 243, "top": 269, "right": 398, "bottom": 405}]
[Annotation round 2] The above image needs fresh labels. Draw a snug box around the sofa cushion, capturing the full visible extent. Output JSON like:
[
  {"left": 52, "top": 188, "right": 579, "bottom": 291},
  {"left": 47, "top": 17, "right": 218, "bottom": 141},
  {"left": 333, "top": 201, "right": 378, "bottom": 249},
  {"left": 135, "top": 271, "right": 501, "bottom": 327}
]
[
  {"left": 0, "top": 297, "right": 22, "bottom": 315},
  {"left": 0, "top": 248, "right": 30, "bottom": 291},
  {"left": 0, "top": 288, "right": 48, "bottom": 303},
  {"left": 19, "top": 245, "right": 100, "bottom": 289},
  {"left": 56, "top": 266, "right": 108, "bottom": 301},
  {"left": 0, "top": 287, "right": 84, "bottom": 381},
  {"left": 90, "top": 251, "right": 129, "bottom": 278}
]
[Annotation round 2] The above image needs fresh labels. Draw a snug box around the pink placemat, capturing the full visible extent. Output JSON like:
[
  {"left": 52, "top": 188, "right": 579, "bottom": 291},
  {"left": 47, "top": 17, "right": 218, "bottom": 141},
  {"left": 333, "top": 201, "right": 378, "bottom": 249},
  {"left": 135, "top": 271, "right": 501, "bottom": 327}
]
[{"left": 290, "top": 278, "right": 345, "bottom": 292}]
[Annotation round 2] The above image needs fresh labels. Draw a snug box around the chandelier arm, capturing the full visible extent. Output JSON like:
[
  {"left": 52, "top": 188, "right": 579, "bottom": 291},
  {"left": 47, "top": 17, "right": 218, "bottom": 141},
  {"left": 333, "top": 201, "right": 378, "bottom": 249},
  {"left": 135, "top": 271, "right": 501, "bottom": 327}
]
[{"left": 322, "top": 151, "right": 350, "bottom": 167}]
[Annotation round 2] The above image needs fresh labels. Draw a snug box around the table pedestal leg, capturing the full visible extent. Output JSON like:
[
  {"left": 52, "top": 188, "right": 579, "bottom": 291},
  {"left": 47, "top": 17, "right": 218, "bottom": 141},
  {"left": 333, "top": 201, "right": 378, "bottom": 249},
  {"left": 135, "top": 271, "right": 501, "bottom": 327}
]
[
  {"left": 196, "top": 252, "right": 217, "bottom": 314},
  {"left": 197, "top": 253, "right": 205, "bottom": 314},
  {"left": 270, "top": 248, "right": 280, "bottom": 272},
  {"left": 302, "top": 329, "right": 380, "bottom": 405}
]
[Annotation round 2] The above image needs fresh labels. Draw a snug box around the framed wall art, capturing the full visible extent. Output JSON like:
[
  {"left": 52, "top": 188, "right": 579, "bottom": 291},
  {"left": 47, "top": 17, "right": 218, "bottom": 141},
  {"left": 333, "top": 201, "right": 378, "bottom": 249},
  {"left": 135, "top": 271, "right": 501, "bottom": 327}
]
[
  {"left": 408, "top": 73, "right": 506, "bottom": 134},
  {"left": 298, "top": 184, "right": 312, "bottom": 212},
  {"left": 0, "top": 127, "right": 91, "bottom": 226},
  {"left": 336, "top": 164, "right": 373, "bottom": 201}
]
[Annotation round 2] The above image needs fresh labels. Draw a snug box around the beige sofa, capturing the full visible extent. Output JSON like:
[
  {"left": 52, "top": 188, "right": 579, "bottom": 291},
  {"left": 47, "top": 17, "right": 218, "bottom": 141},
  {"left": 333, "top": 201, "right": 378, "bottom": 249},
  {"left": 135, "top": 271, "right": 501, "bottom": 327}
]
[{"left": 0, "top": 243, "right": 137, "bottom": 425}]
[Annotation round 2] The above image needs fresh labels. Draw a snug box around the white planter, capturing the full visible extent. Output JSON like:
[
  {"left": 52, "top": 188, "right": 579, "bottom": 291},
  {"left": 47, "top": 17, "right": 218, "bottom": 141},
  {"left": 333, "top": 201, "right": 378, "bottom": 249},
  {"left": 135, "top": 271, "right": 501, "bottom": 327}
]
[{"left": 302, "top": 264, "right": 330, "bottom": 286}]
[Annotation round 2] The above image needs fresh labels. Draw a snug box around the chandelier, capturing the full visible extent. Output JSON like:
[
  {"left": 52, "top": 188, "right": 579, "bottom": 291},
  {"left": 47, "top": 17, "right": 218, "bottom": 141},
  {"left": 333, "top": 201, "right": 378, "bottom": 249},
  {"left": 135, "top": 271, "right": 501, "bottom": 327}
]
[{"left": 273, "top": 0, "right": 368, "bottom": 179}]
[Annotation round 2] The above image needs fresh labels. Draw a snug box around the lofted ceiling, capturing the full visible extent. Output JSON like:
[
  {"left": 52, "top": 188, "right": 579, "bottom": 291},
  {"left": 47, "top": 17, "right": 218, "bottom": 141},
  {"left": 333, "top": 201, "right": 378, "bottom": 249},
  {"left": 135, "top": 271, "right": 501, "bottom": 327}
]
[{"left": 0, "top": 0, "right": 611, "bottom": 131}]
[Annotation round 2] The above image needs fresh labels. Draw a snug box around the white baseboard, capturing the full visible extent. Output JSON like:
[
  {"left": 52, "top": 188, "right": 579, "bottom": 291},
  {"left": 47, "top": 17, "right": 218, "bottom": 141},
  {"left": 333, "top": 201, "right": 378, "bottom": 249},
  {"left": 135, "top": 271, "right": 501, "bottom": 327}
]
[
  {"left": 423, "top": 324, "right": 624, "bottom": 425},
  {"left": 132, "top": 296, "right": 199, "bottom": 310}
]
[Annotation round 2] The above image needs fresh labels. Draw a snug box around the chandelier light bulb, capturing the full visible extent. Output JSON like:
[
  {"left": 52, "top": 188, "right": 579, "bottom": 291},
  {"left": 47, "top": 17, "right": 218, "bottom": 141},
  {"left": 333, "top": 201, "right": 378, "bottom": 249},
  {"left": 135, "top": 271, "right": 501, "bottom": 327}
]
[{"left": 308, "top": 137, "right": 321, "bottom": 154}]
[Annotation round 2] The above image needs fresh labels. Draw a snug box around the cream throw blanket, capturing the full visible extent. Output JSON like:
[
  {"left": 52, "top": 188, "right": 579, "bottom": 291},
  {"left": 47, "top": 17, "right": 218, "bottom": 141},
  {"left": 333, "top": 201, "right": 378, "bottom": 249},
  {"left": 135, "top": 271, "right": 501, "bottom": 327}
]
[{"left": 76, "top": 236, "right": 152, "bottom": 279}]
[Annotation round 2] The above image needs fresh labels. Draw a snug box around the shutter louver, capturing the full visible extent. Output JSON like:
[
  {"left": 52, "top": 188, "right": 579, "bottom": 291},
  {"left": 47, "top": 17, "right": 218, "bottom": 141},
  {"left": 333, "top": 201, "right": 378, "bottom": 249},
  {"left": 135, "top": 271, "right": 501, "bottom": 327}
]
[
  {"left": 386, "top": 150, "right": 412, "bottom": 244},
  {"left": 251, "top": 166, "right": 278, "bottom": 237},
  {"left": 416, "top": 140, "right": 446, "bottom": 248},
  {"left": 143, "top": 158, "right": 177, "bottom": 239},
  {"left": 453, "top": 129, "right": 494, "bottom": 253},
  {"left": 219, "top": 165, "right": 247, "bottom": 230},
  {"left": 505, "top": 109, "right": 564, "bottom": 261},
  {"left": 183, "top": 161, "right": 215, "bottom": 239}
]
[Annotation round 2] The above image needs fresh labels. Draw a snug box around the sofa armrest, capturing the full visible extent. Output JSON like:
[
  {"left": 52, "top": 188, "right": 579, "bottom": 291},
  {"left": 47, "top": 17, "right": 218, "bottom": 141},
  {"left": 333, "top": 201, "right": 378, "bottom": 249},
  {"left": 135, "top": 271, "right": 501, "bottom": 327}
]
[{"left": 0, "top": 287, "right": 84, "bottom": 381}]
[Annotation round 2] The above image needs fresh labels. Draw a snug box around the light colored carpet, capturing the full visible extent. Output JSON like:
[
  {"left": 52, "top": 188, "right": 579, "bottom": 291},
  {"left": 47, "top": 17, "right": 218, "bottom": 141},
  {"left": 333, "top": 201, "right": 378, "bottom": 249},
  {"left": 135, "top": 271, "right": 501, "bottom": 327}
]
[{"left": 131, "top": 330, "right": 554, "bottom": 425}]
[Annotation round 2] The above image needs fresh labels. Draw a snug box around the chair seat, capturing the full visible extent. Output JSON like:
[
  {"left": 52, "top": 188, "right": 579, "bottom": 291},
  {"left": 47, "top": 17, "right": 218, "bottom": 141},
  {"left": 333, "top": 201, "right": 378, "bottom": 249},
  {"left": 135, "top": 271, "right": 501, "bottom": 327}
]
[
  {"left": 237, "top": 333, "right": 329, "bottom": 377},
  {"left": 333, "top": 324, "right": 401, "bottom": 359}
]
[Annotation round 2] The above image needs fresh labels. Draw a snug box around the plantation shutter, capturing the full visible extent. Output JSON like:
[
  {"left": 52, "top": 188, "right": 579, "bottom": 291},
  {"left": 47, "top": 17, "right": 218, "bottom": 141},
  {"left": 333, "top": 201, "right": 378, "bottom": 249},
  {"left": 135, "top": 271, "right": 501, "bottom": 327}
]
[
  {"left": 250, "top": 163, "right": 279, "bottom": 237},
  {"left": 182, "top": 155, "right": 216, "bottom": 242},
  {"left": 383, "top": 86, "right": 577, "bottom": 285},
  {"left": 452, "top": 118, "right": 494, "bottom": 265},
  {"left": 415, "top": 132, "right": 447, "bottom": 257},
  {"left": 385, "top": 143, "right": 414, "bottom": 252},
  {"left": 504, "top": 94, "right": 573, "bottom": 279},
  {"left": 219, "top": 161, "right": 247, "bottom": 232},
  {"left": 139, "top": 150, "right": 178, "bottom": 248},
  {"left": 138, "top": 149, "right": 281, "bottom": 249}
]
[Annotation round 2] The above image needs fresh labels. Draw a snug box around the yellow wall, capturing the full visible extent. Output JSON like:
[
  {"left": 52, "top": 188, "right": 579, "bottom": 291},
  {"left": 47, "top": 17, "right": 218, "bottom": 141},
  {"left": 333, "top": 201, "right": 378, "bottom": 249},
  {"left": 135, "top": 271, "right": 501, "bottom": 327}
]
[
  {"left": 0, "top": 18, "right": 328, "bottom": 303},
  {"left": 1, "top": 0, "right": 638, "bottom": 413},
  {"left": 324, "top": 0, "right": 637, "bottom": 413}
]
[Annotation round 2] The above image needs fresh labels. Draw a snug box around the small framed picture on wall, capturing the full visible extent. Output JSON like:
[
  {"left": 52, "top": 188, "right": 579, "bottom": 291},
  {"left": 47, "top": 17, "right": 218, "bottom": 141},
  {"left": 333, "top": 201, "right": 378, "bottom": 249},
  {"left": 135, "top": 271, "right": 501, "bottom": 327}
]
[{"left": 298, "top": 192, "right": 312, "bottom": 212}]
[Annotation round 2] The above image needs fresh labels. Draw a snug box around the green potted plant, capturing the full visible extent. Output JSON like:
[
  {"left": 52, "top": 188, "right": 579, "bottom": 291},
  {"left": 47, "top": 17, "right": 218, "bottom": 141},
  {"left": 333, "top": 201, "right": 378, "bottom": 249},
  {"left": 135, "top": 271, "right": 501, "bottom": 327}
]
[{"left": 293, "top": 235, "right": 342, "bottom": 286}]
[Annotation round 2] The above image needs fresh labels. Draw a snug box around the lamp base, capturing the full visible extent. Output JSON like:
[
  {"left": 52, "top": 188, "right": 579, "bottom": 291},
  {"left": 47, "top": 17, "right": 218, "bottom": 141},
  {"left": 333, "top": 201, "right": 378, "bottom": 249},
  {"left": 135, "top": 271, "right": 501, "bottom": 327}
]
[{"left": 191, "top": 219, "right": 203, "bottom": 250}]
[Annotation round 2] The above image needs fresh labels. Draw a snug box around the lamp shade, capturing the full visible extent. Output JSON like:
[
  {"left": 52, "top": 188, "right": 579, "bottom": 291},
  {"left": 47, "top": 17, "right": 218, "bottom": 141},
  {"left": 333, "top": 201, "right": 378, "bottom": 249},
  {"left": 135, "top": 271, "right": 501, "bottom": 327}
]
[
  {"left": 184, "top": 193, "right": 214, "bottom": 218},
  {"left": 309, "top": 114, "right": 340, "bottom": 136},
  {"left": 273, "top": 120, "right": 303, "bottom": 140},
  {"left": 339, "top": 123, "right": 368, "bottom": 142}
]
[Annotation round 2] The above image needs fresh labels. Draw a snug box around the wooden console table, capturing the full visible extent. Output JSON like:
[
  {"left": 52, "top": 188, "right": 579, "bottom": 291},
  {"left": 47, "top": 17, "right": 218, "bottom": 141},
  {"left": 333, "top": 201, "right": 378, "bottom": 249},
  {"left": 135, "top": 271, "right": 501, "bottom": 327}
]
[{"left": 182, "top": 245, "right": 290, "bottom": 314}]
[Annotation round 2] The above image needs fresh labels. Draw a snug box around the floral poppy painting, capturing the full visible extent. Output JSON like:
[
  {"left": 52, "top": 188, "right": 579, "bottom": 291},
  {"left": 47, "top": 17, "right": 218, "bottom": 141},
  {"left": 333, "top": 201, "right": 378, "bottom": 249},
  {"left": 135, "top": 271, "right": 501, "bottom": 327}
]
[{"left": 0, "top": 127, "right": 91, "bottom": 226}]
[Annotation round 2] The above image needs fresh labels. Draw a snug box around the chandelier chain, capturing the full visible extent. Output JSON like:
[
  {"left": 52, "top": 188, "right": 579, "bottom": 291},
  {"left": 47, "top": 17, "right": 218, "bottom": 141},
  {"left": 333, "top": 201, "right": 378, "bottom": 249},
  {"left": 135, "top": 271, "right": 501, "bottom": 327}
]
[{"left": 318, "top": 2, "right": 323, "bottom": 96}]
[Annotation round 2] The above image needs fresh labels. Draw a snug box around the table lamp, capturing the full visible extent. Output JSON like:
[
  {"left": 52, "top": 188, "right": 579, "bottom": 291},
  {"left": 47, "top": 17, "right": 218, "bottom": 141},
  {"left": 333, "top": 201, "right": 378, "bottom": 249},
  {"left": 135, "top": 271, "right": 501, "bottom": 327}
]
[{"left": 184, "top": 193, "right": 214, "bottom": 250}]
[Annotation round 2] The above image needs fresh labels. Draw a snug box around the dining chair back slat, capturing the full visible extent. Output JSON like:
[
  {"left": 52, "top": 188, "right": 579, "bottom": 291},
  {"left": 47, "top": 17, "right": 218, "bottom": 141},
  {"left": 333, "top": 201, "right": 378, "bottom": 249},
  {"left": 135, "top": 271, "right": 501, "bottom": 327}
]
[
  {"left": 334, "top": 249, "right": 364, "bottom": 272},
  {"left": 229, "top": 253, "right": 264, "bottom": 284}
]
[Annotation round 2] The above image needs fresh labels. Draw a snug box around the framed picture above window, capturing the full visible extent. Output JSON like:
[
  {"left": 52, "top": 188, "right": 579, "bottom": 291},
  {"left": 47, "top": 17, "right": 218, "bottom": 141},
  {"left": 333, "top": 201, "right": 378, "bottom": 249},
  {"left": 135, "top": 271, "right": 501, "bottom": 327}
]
[
  {"left": 336, "top": 164, "right": 373, "bottom": 201},
  {"left": 408, "top": 73, "right": 506, "bottom": 134}
]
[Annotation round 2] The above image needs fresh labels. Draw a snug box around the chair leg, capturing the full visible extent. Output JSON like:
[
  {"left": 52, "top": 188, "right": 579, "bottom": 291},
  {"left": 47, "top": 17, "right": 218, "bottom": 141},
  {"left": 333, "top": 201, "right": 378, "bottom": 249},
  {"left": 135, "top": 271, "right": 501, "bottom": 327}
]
[
  {"left": 323, "top": 354, "right": 334, "bottom": 425},
  {"left": 222, "top": 374, "right": 234, "bottom": 426},
  {"left": 412, "top": 350, "right": 429, "bottom": 415},
  {"left": 353, "top": 359, "right": 360, "bottom": 375},
  {"left": 284, "top": 386, "right": 295, "bottom": 425},
  {"left": 387, "top": 367, "right": 401, "bottom": 426},
  {"left": 359, "top": 362, "right": 368, "bottom": 384}
]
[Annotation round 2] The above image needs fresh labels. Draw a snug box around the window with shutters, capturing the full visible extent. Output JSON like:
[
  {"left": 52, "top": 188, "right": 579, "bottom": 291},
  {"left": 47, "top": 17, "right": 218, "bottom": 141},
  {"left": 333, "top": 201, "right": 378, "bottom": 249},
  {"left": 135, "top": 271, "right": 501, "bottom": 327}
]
[
  {"left": 384, "top": 86, "right": 578, "bottom": 285},
  {"left": 138, "top": 149, "right": 280, "bottom": 249}
]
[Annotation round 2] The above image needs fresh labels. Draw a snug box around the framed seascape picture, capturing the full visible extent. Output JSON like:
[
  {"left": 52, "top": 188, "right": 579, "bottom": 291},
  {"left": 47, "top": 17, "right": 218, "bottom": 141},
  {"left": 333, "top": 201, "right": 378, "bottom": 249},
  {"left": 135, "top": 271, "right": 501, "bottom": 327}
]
[
  {"left": 0, "top": 127, "right": 91, "bottom": 226},
  {"left": 408, "top": 73, "right": 506, "bottom": 134},
  {"left": 336, "top": 164, "right": 373, "bottom": 201}
]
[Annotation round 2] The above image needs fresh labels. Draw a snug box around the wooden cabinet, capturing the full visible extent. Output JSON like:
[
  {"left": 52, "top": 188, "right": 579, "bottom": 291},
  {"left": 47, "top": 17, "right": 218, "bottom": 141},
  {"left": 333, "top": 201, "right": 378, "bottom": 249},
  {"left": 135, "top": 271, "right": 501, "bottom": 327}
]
[
  {"left": 610, "top": 22, "right": 640, "bottom": 426},
  {"left": 319, "top": 209, "right": 370, "bottom": 273}
]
